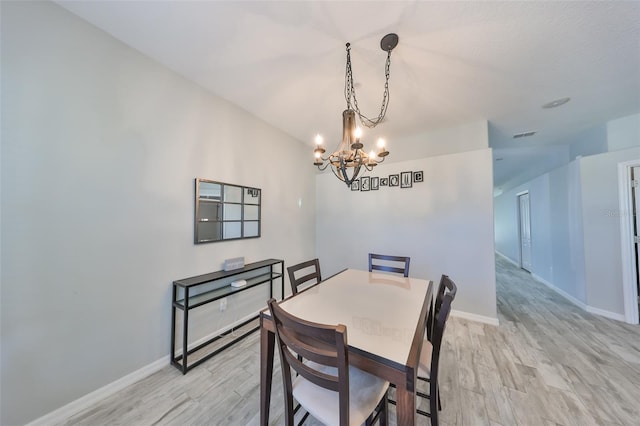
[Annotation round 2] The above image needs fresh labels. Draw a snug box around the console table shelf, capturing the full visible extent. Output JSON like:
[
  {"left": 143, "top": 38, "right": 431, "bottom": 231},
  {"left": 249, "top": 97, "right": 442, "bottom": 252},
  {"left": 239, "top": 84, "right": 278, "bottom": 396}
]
[
  {"left": 170, "top": 258, "right": 284, "bottom": 374},
  {"left": 174, "top": 272, "right": 280, "bottom": 309}
]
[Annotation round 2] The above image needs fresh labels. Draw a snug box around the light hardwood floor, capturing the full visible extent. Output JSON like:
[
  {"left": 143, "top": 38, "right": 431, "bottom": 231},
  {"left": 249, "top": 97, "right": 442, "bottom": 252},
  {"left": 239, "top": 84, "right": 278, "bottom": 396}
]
[{"left": 61, "top": 257, "right": 640, "bottom": 425}]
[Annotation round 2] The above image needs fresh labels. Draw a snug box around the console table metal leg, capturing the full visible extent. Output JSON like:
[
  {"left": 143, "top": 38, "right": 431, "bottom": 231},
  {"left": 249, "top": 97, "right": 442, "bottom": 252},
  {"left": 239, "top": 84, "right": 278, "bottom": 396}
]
[
  {"left": 170, "top": 285, "right": 177, "bottom": 367},
  {"left": 182, "top": 288, "right": 189, "bottom": 374},
  {"left": 280, "top": 261, "right": 284, "bottom": 299}
]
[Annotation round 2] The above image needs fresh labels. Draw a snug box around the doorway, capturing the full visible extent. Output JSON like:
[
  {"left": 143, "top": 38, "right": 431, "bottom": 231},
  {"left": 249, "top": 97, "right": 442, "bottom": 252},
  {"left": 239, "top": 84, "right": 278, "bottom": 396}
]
[
  {"left": 517, "top": 191, "right": 532, "bottom": 272},
  {"left": 634, "top": 166, "right": 640, "bottom": 322},
  {"left": 619, "top": 160, "right": 640, "bottom": 324}
]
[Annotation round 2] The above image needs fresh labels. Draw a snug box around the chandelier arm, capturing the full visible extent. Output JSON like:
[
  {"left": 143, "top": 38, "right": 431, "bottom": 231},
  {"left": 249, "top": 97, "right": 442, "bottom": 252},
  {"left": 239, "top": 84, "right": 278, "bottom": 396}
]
[
  {"left": 339, "top": 158, "right": 352, "bottom": 185},
  {"left": 351, "top": 162, "right": 363, "bottom": 184},
  {"left": 316, "top": 162, "right": 331, "bottom": 171},
  {"left": 330, "top": 165, "right": 346, "bottom": 182}
]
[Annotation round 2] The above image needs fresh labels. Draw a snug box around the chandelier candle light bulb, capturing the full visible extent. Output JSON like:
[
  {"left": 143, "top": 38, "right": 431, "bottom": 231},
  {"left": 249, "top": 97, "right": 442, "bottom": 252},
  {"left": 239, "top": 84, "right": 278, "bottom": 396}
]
[
  {"left": 352, "top": 127, "right": 364, "bottom": 150},
  {"left": 377, "top": 138, "right": 389, "bottom": 157},
  {"left": 368, "top": 150, "right": 377, "bottom": 166},
  {"left": 313, "top": 134, "right": 325, "bottom": 166}
]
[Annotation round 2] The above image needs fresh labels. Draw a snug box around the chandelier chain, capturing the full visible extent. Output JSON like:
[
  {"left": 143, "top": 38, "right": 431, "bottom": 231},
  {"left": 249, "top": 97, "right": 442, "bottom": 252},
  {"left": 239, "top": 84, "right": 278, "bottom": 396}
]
[{"left": 344, "top": 43, "right": 392, "bottom": 129}]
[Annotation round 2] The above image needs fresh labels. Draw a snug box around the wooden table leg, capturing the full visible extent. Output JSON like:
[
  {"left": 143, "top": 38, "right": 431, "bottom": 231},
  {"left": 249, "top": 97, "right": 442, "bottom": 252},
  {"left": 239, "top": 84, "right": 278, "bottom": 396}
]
[
  {"left": 395, "top": 381, "right": 416, "bottom": 426},
  {"left": 260, "top": 318, "right": 275, "bottom": 426}
]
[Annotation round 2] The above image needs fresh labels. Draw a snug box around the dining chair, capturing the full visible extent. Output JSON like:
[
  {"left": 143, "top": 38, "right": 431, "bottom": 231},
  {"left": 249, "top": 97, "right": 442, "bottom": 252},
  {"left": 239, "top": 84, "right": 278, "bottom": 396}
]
[
  {"left": 287, "top": 259, "right": 322, "bottom": 296},
  {"left": 368, "top": 253, "right": 410, "bottom": 277},
  {"left": 426, "top": 274, "right": 451, "bottom": 342},
  {"left": 386, "top": 274, "right": 457, "bottom": 424},
  {"left": 416, "top": 275, "right": 457, "bottom": 424},
  {"left": 267, "top": 298, "right": 389, "bottom": 426}
]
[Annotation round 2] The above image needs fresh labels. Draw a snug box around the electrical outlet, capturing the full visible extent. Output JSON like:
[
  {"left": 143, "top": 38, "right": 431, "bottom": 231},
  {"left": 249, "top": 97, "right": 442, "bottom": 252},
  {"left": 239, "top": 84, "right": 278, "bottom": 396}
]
[{"left": 219, "top": 297, "right": 227, "bottom": 312}]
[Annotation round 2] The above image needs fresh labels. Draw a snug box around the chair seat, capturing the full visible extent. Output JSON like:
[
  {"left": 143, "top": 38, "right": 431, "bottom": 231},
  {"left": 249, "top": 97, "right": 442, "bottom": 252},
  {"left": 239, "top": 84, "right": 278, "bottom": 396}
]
[
  {"left": 418, "top": 339, "right": 433, "bottom": 378},
  {"left": 293, "top": 361, "right": 389, "bottom": 426}
]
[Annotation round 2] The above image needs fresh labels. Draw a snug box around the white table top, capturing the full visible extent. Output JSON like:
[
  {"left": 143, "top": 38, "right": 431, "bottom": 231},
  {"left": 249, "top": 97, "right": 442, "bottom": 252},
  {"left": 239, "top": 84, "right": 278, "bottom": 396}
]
[{"left": 278, "top": 269, "right": 432, "bottom": 367}]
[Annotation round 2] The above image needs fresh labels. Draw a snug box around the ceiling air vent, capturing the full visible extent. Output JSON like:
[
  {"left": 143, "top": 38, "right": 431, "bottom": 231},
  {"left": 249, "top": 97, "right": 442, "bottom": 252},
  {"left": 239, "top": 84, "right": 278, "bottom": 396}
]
[
  {"left": 542, "top": 97, "right": 570, "bottom": 109},
  {"left": 513, "top": 131, "right": 536, "bottom": 139}
]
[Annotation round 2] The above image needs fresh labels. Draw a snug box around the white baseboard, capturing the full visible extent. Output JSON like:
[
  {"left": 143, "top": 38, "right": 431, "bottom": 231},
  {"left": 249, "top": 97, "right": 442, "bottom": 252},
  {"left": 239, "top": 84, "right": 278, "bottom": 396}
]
[
  {"left": 451, "top": 309, "right": 500, "bottom": 326},
  {"left": 498, "top": 265, "right": 622, "bottom": 323},
  {"left": 26, "top": 355, "right": 169, "bottom": 426},
  {"left": 531, "top": 273, "right": 626, "bottom": 322},
  {"left": 531, "top": 273, "right": 588, "bottom": 310},
  {"left": 586, "top": 306, "right": 626, "bottom": 322},
  {"left": 28, "top": 311, "right": 262, "bottom": 426},
  {"left": 495, "top": 251, "right": 519, "bottom": 267}
]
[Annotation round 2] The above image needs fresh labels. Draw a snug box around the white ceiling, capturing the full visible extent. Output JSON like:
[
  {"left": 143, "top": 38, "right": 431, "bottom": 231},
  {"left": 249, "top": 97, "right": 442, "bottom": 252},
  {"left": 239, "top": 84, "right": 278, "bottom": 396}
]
[{"left": 57, "top": 0, "right": 640, "bottom": 190}]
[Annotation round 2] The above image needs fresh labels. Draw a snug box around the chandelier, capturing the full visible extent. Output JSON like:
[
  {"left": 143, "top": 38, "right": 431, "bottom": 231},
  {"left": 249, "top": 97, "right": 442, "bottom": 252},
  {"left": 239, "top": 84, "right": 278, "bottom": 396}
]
[{"left": 313, "top": 33, "right": 398, "bottom": 187}]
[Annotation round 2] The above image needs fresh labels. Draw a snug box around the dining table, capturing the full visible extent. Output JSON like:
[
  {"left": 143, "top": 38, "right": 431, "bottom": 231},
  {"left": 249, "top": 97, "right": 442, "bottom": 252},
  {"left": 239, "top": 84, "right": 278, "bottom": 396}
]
[{"left": 259, "top": 268, "right": 433, "bottom": 425}]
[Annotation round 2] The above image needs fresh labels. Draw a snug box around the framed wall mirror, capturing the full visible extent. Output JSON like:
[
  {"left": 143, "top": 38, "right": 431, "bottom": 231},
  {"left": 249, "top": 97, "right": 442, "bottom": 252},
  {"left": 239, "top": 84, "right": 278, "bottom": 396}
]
[{"left": 195, "top": 178, "right": 261, "bottom": 243}]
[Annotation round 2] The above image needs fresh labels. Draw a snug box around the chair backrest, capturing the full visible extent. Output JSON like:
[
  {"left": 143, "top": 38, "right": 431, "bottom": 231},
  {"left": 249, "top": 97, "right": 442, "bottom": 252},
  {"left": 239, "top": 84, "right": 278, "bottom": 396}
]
[
  {"left": 427, "top": 274, "right": 457, "bottom": 341},
  {"left": 267, "top": 298, "right": 350, "bottom": 425},
  {"left": 368, "top": 253, "right": 410, "bottom": 277},
  {"left": 427, "top": 291, "right": 454, "bottom": 424},
  {"left": 287, "top": 259, "right": 322, "bottom": 295}
]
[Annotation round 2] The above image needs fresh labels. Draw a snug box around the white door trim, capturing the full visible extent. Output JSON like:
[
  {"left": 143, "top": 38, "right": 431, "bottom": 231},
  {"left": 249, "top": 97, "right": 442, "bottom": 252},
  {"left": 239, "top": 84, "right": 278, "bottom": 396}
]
[
  {"left": 618, "top": 159, "right": 639, "bottom": 324},
  {"left": 516, "top": 190, "right": 531, "bottom": 271}
]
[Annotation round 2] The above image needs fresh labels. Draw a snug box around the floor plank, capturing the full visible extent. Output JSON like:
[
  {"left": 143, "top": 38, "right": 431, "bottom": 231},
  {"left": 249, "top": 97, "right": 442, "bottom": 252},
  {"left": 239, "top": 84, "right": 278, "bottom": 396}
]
[{"left": 60, "top": 256, "right": 640, "bottom": 425}]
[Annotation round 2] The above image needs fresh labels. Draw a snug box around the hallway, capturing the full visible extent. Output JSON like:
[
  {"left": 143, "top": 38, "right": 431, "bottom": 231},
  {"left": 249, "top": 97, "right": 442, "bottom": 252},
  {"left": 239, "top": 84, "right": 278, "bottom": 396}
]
[{"left": 435, "top": 254, "right": 640, "bottom": 425}]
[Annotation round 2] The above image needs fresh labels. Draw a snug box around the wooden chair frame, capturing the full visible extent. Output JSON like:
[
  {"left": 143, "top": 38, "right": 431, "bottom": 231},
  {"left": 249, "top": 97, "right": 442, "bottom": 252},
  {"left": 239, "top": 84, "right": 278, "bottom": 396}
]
[
  {"left": 368, "top": 253, "right": 410, "bottom": 277},
  {"left": 267, "top": 298, "right": 387, "bottom": 426},
  {"left": 417, "top": 293, "right": 454, "bottom": 425},
  {"left": 426, "top": 275, "right": 457, "bottom": 341},
  {"left": 387, "top": 275, "right": 457, "bottom": 425},
  {"left": 287, "top": 259, "right": 322, "bottom": 296},
  {"left": 417, "top": 275, "right": 457, "bottom": 424}
]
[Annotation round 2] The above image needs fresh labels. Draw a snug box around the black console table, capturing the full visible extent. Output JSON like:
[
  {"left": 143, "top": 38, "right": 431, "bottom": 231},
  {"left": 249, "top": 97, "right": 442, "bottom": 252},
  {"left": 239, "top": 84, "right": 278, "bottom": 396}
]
[{"left": 171, "top": 258, "right": 284, "bottom": 374}]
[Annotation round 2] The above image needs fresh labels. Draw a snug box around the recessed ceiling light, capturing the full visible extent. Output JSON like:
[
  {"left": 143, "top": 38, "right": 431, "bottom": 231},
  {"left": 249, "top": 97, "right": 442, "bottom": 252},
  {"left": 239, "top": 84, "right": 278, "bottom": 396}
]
[
  {"left": 542, "top": 97, "right": 571, "bottom": 109},
  {"left": 513, "top": 131, "right": 536, "bottom": 139}
]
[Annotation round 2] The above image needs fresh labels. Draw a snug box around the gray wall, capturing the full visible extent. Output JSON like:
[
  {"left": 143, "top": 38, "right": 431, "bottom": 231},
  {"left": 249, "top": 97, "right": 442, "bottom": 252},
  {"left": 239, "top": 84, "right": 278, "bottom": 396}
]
[
  {"left": 390, "top": 120, "right": 490, "bottom": 162},
  {"left": 549, "top": 161, "right": 587, "bottom": 301},
  {"left": 494, "top": 163, "right": 586, "bottom": 301},
  {"left": 581, "top": 147, "right": 640, "bottom": 313},
  {"left": 493, "top": 189, "right": 521, "bottom": 262},
  {"left": 569, "top": 125, "right": 608, "bottom": 160},
  {"left": 316, "top": 130, "right": 498, "bottom": 322},
  {"left": 607, "top": 113, "right": 640, "bottom": 151},
  {"left": 1, "top": 2, "right": 316, "bottom": 424}
]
